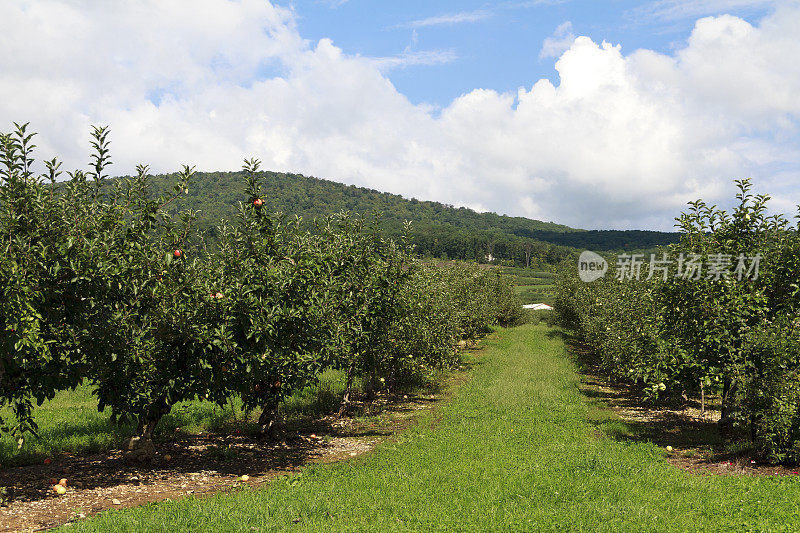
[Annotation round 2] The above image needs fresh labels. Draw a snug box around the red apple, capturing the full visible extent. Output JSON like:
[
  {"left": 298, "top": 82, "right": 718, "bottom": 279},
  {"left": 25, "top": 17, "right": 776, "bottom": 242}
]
[
  {"left": 59, "top": 478, "right": 68, "bottom": 487},
  {"left": 43, "top": 458, "right": 52, "bottom": 465},
  {"left": 253, "top": 198, "right": 263, "bottom": 207},
  {"left": 173, "top": 249, "right": 182, "bottom": 258},
  {"left": 49, "top": 478, "right": 59, "bottom": 485}
]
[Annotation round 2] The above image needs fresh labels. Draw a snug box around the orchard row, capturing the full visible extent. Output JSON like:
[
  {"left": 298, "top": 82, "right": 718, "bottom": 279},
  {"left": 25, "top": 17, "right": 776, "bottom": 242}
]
[
  {"left": 555, "top": 179, "right": 800, "bottom": 463},
  {"left": 0, "top": 124, "right": 524, "bottom": 452}
]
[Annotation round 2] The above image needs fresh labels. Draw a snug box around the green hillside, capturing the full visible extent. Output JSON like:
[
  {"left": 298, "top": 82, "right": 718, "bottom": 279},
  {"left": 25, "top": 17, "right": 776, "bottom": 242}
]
[{"left": 134, "top": 170, "right": 678, "bottom": 266}]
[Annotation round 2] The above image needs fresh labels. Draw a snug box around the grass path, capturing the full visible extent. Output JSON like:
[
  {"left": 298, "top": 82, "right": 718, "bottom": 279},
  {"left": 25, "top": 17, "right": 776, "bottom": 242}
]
[{"left": 66, "top": 324, "right": 800, "bottom": 531}]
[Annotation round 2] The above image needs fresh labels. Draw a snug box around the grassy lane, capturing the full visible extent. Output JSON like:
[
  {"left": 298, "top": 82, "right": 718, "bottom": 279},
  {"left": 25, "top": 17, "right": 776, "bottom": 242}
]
[{"left": 67, "top": 324, "right": 800, "bottom": 532}]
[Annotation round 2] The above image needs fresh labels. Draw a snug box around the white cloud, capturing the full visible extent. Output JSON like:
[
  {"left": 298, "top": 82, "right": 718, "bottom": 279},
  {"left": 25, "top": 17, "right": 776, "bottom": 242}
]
[
  {"left": 369, "top": 28, "right": 458, "bottom": 72},
  {"left": 540, "top": 21, "right": 576, "bottom": 58},
  {"left": 370, "top": 49, "right": 458, "bottom": 71},
  {"left": 632, "top": 0, "right": 781, "bottom": 21},
  {"left": 511, "top": 0, "right": 574, "bottom": 6},
  {"left": 397, "top": 9, "right": 493, "bottom": 29},
  {"left": 1, "top": 1, "right": 799, "bottom": 230}
]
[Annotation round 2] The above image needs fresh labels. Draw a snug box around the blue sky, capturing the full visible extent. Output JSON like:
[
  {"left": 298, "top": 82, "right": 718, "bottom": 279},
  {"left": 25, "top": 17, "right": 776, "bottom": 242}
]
[
  {"left": 1, "top": 0, "right": 797, "bottom": 230},
  {"left": 289, "top": 0, "right": 774, "bottom": 107}
]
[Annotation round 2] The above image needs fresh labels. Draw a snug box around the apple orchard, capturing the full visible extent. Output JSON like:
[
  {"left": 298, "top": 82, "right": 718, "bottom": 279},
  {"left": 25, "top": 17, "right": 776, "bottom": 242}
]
[{"left": 0, "top": 123, "right": 525, "bottom": 457}]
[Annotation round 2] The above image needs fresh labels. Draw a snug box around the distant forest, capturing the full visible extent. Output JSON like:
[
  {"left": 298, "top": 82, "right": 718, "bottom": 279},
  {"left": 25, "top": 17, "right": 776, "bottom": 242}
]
[{"left": 130, "top": 170, "right": 679, "bottom": 267}]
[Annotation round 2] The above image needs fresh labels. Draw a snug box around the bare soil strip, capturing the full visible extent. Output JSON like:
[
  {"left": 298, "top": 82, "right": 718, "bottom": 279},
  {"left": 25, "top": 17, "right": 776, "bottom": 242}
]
[
  {"left": 0, "top": 386, "right": 459, "bottom": 533},
  {"left": 578, "top": 371, "right": 800, "bottom": 477}
]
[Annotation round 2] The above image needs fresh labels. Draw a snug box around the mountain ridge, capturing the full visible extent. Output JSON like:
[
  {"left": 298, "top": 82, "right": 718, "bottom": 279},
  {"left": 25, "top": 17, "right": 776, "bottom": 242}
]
[{"left": 129, "top": 169, "right": 680, "bottom": 266}]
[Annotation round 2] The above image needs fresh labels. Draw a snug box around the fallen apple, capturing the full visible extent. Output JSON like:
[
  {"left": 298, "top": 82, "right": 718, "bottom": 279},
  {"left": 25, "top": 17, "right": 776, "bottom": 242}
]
[
  {"left": 59, "top": 478, "right": 68, "bottom": 487},
  {"left": 49, "top": 478, "right": 59, "bottom": 485},
  {"left": 54, "top": 485, "right": 66, "bottom": 495},
  {"left": 666, "top": 446, "right": 673, "bottom": 452},
  {"left": 239, "top": 475, "right": 250, "bottom": 482},
  {"left": 43, "top": 458, "right": 52, "bottom": 465}
]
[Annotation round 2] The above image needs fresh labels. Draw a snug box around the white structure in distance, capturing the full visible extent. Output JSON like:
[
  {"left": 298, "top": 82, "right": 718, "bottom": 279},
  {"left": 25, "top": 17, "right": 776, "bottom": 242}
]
[{"left": 522, "top": 303, "right": 553, "bottom": 311}]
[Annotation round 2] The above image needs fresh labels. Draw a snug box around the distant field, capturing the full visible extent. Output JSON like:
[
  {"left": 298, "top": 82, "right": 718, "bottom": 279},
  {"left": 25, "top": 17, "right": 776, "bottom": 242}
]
[{"left": 501, "top": 267, "right": 555, "bottom": 305}]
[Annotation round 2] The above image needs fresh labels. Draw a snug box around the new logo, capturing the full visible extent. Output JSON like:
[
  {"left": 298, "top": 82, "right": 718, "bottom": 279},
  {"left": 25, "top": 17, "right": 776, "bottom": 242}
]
[{"left": 578, "top": 251, "right": 607, "bottom": 282}]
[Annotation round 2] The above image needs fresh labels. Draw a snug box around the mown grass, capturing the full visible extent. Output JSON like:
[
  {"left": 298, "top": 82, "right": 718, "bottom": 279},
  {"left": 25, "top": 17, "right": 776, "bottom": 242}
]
[
  {"left": 0, "top": 369, "right": 349, "bottom": 467},
  {"left": 61, "top": 324, "right": 800, "bottom": 532},
  {"left": 513, "top": 283, "right": 555, "bottom": 304},
  {"left": 502, "top": 267, "right": 555, "bottom": 305}
]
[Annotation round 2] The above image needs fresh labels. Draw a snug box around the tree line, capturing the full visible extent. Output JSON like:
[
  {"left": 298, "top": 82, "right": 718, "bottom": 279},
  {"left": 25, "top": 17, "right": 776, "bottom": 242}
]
[
  {"left": 126, "top": 169, "right": 676, "bottom": 268},
  {"left": 0, "top": 124, "right": 525, "bottom": 459},
  {"left": 555, "top": 179, "right": 800, "bottom": 462}
]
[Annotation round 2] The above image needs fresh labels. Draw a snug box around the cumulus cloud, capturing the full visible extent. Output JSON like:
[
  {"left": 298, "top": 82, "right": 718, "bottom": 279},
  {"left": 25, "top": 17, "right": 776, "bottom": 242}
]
[
  {"left": 1, "top": 0, "right": 799, "bottom": 230},
  {"left": 540, "top": 21, "right": 576, "bottom": 58}
]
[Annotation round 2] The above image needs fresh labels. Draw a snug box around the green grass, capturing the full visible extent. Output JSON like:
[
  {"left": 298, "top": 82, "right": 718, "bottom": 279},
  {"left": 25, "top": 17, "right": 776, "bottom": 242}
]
[
  {"left": 501, "top": 267, "right": 555, "bottom": 305},
  {"left": 513, "top": 283, "right": 555, "bottom": 305},
  {"left": 0, "top": 370, "right": 349, "bottom": 468},
  {"left": 61, "top": 324, "right": 800, "bottom": 532}
]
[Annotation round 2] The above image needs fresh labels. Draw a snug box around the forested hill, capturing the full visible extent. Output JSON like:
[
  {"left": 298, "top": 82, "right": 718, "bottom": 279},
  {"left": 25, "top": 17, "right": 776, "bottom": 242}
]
[{"left": 137, "top": 170, "right": 679, "bottom": 266}]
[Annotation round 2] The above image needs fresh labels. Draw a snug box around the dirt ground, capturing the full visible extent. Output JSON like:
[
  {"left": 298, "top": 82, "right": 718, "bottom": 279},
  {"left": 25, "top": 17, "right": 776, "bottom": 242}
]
[
  {"left": 578, "top": 371, "right": 800, "bottom": 477},
  {"left": 0, "top": 389, "right": 449, "bottom": 533}
]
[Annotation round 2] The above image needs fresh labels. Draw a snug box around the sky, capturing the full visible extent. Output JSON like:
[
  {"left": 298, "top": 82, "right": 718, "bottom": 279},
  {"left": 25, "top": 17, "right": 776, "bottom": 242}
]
[{"left": 1, "top": 0, "right": 798, "bottom": 230}]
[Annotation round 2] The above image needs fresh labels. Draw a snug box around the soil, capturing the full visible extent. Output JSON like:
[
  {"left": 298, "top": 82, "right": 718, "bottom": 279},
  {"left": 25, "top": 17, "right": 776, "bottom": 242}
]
[
  {"left": 578, "top": 370, "right": 800, "bottom": 477},
  {"left": 0, "top": 383, "right": 461, "bottom": 533}
]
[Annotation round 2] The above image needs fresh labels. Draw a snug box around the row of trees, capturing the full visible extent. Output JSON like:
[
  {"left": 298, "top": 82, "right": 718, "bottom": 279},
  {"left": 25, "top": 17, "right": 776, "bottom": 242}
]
[
  {"left": 555, "top": 180, "right": 800, "bottom": 462},
  {"left": 0, "top": 124, "right": 525, "bottom": 456}
]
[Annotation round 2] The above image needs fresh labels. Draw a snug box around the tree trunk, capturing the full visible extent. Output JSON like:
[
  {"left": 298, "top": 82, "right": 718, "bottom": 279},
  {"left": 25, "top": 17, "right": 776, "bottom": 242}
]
[
  {"left": 338, "top": 363, "right": 356, "bottom": 417},
  {"left": 257, "top": 400, "right": 284, "bottom": 440},
  {"left": 700, "top": 381, "right": 705, "bottom": 416},
  {"left": 718, "top": 378, "right": 736, "bottom": 437},
  {"left": 136, "top": 417, "right": 160, "bottom": 441},
  {"left": 124, "top": 396, "right": 171, "bottom": 463},
  {"left": 720, "top": 378, "right": 734, "bottom": 419},
  {"left": 364, "top": 370, "right": 380, "bottom": 402}
]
